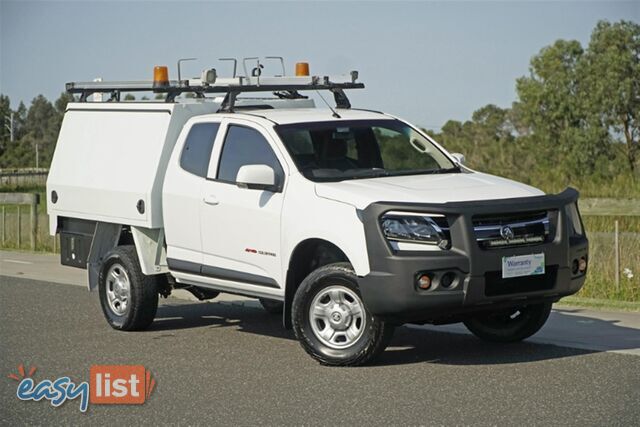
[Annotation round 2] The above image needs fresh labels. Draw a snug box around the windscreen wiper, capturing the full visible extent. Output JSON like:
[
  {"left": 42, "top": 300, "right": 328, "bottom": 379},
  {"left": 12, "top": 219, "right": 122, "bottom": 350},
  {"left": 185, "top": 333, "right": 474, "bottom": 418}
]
[
  {"left": 387, "top": 166, "right": 461, "bottom": 177},
  {"left": 346, "top": 169, "right": 390, "bottom": 180},
  {"left": 430, "top": 166, "right": 461, "bottom": 174}
]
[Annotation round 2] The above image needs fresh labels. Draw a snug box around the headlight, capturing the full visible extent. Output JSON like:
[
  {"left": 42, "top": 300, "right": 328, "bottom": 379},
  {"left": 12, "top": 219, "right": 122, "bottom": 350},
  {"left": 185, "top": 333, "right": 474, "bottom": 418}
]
[{"left": 380, "top": 212, "right": 450, "bottom": 249}]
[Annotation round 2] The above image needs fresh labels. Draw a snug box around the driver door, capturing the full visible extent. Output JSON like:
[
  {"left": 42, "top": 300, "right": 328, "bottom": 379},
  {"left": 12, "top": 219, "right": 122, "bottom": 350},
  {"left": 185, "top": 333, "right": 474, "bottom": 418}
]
[{"left": 199, "top": 119, "right": 286, "bottom": 289}]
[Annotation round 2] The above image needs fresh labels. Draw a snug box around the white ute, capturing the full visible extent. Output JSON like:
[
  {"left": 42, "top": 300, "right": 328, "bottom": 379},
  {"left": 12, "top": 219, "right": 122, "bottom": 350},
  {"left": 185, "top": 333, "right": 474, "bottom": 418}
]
[{"left": 48, "top": 60, "right": 589, "bottom": 365}]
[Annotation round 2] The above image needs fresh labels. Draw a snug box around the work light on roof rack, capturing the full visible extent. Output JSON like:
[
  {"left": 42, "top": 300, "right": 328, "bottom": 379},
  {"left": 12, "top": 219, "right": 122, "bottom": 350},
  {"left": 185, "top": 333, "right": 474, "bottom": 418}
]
[{"left": 65, "top": 57, "right": 364, "bottom": 111}]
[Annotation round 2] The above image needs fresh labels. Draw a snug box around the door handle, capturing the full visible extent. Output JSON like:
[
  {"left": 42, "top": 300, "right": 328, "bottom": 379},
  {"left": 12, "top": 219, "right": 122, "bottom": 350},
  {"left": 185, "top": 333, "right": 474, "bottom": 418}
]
[{"left": 203, "top": 195, "right": 219, "bottom": 206}]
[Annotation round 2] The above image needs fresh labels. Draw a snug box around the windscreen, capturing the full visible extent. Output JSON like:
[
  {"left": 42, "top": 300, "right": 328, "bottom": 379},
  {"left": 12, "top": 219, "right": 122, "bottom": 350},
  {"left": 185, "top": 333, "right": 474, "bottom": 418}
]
[{"left": 275, "top": 119, "right": 458, "bottom": 182}]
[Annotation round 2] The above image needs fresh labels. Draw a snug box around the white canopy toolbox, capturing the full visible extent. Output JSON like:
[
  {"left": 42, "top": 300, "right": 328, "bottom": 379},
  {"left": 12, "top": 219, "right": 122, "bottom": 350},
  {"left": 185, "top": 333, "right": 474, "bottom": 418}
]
[{"left": 47, "top": 102, "right": 217, "bottom": 233}]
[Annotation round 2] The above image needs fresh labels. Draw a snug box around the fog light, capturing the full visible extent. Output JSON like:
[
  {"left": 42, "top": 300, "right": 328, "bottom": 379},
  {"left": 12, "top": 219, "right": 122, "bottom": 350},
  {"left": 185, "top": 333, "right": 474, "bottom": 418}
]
[
  {"left": 572, "top": 259, "right": 579, "bottom": 275},
  {"left": 417, "top": 274, "right": 432, "bottom": 290},
  {"left": 578, "top": 257, "right": 587, "bottom": 272},
  {"left": 441, "top": 272, "right": 456, "bottom": 288}
]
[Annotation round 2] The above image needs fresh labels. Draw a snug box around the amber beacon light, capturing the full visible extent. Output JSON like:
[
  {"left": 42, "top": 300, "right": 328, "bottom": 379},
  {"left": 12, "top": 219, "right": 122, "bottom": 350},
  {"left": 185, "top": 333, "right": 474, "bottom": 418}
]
[
  {"left": 295, "top": 62, "right": 310, "bottom": 76},
  {"left": 153, "top": 66, "right": 169, "bottom": 89}
]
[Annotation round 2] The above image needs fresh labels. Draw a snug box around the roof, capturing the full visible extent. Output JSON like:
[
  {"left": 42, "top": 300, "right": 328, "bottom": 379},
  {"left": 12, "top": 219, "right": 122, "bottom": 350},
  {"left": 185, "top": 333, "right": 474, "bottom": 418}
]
[{"left": 232, "top": 108, "right": 394, "bottom": 125}]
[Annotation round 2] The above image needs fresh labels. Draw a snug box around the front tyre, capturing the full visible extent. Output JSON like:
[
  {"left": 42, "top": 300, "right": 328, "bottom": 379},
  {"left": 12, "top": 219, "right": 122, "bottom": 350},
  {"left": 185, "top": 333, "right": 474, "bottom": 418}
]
[
  {"left": 98, "top": 245, "right": 158, "bottom": 331},
  {"left": 292, "top": 263, "right": 394, "bottom": 366},
  {"left": 463, "top": 302, "right": 552, "bottom": 343}
]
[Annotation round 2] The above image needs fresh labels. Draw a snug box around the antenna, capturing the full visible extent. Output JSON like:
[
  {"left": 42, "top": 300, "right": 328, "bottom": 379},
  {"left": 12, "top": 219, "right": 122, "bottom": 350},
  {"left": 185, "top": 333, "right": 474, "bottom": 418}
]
[
  {"left": 177, "top": 58, "right": 197, "bottom": 82},
  {"left": 316, "top": 90, "right": 341, "bottom": 119}
]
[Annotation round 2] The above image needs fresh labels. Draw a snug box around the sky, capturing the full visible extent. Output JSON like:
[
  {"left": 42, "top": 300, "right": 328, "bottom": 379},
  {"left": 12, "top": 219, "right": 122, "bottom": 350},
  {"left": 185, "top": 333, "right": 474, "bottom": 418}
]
[{"left": 0, "top": 0, "right": 637, "bottom": 129}]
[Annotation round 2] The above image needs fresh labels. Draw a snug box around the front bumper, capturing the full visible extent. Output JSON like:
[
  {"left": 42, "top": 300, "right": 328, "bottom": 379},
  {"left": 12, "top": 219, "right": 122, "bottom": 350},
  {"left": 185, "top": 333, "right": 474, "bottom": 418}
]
[{"left": 358, "top": 188, "right": 589, "bottom": 324}]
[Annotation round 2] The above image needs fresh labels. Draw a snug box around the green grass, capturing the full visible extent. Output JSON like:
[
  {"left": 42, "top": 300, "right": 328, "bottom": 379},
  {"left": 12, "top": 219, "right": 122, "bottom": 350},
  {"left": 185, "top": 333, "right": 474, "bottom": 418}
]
[
  {"left": 583, "top": 215, "right": 640, "bottom": 233},
  {"left": 566, "top": 174, "right": 640, "bottom": 199}
]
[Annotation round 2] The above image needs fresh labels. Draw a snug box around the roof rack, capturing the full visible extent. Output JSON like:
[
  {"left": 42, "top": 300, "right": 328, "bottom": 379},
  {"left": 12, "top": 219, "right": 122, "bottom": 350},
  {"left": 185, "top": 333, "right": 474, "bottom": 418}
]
[{"left": 66, "top": 69, "right": 364, "bottom": 112}]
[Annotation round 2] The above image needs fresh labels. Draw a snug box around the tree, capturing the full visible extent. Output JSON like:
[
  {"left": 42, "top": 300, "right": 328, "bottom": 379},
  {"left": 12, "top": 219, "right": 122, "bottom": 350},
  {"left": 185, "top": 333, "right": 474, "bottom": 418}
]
[
  {"left": 0, "top": 95, "right": 11, "bottom": 142},
  {"left": 7, "top": 94, "right": 70, "bottom": 168},
  {"left": 24, "top": 95, "right": 57, "bottom": 141},
  {"left": 124, "top": 93, "right": 136, "bottom": 101},
  {"left": 13, "top": 101, "right": 27, "bottom": 141},
  {"left": 515, "top": 40, "right": 584, "bottom": 139},
  {"left": 55, "top": 92, "right": 75, "bottom": 114},
  {"left": 581, "top": 20, "right": 640, "bottom": 174},
  {"left": 513, "top": 38, "right": 612, "bottom": 178},
  {"left": 433, "top": 105, "right": 532, "bottom": 182},
  {"left": 0, "top": 95, "right": 11, "bottom": 157}
]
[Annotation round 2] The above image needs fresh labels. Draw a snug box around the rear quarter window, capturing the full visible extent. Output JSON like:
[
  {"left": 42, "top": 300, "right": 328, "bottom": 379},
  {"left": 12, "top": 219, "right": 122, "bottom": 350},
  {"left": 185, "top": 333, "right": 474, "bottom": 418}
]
[{"left": 180, "top": 123, "right": 220, "bottom": 177}]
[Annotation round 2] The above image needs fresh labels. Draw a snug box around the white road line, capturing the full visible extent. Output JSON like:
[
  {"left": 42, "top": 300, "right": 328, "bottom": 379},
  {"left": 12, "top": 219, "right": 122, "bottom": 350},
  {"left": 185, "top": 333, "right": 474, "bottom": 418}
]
[{"left": 1, "top": 259, "right": 33, "bottom": 265}]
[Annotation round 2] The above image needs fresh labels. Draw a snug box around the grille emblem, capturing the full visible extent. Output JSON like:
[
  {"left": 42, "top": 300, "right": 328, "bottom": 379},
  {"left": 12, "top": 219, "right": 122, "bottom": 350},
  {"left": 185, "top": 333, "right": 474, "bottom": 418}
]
[{"left": 500, "top": 226, "right": 515, "bottom": 241}]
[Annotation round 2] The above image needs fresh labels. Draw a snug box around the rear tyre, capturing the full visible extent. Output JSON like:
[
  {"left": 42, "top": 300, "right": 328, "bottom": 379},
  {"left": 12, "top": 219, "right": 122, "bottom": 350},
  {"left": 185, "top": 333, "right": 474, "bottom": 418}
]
[
  {"left": 259, "top": 298, "right": 284, "bottom": 314},
  {"left": 292, "top": 262, "right": 394, "bottom": 366},
  {"left": 463, "top": 302, "right": 552, "bottom": 343},
  {"left": 98, "top": 245, "right": 158, "bottom": 331}
]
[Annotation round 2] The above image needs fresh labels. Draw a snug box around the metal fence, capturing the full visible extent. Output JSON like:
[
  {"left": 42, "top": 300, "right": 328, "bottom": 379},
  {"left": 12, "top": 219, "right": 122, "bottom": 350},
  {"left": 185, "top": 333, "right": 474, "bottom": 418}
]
[{"left": 579, "top": 198, "right": 639, "bottom": 297}]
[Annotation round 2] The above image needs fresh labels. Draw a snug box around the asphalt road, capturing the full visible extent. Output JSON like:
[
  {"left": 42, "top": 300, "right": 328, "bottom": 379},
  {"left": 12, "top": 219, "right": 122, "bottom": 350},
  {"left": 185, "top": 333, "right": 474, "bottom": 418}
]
[{"left": 1, "top": 275, "right": 639, "bottom": 426}]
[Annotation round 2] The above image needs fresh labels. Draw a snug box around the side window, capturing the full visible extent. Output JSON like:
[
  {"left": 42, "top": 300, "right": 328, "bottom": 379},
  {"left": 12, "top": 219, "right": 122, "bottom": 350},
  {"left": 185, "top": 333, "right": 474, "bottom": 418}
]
[
  {"left": 217, "top": 125, "right": 284, "bottom": 184},
  {"left": 180, "top": 123, "right": 220, "bottom": 177}
]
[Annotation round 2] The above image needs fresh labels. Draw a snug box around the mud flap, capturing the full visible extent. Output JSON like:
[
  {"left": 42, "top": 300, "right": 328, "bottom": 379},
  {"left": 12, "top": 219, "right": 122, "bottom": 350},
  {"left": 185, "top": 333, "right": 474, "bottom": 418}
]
[{"left": 87, "top": 223, "right": 122, "bottom": 291}]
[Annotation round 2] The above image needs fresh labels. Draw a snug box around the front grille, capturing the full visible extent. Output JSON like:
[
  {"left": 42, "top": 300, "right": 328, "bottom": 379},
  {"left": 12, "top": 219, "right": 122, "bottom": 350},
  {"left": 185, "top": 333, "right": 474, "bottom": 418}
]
[
  {"left": 484, "top": 265, "right": 558, "bottom": 296},
  {"left": 472, "top": 210, "right": 554, "bottom": 249}
]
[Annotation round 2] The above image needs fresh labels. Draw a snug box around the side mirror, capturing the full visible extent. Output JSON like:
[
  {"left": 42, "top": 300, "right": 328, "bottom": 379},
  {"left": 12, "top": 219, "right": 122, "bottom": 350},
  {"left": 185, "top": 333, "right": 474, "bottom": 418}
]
[
  {"left": 236, "top": 164, "right": 279, "bottom": 192},
  {"left": 451, "top": 152, "right": 465, "bottom": 165}
]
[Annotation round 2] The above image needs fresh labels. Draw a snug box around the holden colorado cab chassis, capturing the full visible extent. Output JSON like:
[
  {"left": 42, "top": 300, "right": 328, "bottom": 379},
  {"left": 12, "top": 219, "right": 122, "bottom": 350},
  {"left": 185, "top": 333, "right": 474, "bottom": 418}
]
[{"left": 47, "top": 63, "right": 588, "bottom": 366}]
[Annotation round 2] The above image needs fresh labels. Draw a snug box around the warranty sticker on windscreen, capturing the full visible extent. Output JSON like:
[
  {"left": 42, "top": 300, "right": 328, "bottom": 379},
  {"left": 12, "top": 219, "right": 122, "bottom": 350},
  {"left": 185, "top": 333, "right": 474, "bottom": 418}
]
[{"left": 502, "top": 253, "right": 545, "bottom": 279}]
